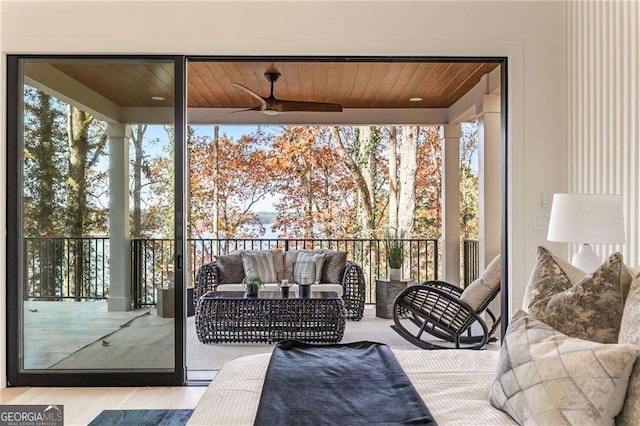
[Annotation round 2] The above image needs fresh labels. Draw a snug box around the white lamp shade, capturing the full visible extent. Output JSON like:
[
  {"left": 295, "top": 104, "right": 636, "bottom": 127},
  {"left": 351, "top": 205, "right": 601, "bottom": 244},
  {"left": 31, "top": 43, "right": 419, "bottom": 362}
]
[{"left": 547, "top": 194, "right": 625, "bottom": 244}]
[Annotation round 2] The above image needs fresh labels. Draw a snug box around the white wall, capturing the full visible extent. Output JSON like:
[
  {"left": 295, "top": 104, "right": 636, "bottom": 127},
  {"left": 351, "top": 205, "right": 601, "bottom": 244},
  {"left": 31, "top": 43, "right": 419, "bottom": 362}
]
[
  {"left": 0, "top": 0, "right": 568, "bottom": 384},
  {"left": 567, "top": 0, "right": 640, "bottom": 268}
]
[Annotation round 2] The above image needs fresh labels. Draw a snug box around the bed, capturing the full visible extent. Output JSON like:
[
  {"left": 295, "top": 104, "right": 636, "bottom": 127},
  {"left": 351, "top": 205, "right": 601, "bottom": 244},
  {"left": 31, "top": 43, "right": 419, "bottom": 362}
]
[{"left": 188, "top": 349, "right": 514, "bottom": 425}]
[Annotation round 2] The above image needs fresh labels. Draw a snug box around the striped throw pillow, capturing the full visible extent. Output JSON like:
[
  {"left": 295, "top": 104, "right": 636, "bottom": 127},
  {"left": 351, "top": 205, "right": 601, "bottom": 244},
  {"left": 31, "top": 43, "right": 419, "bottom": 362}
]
[
  {"left": 293, "top": 252, "right": 326, "bottom": 284},
  {"left": 241, "top": 252, "right": 277, "bottom": 283}
]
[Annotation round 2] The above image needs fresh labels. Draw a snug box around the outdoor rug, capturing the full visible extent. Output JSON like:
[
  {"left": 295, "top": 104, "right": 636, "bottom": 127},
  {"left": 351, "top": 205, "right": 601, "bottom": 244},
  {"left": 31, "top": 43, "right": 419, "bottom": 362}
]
[{"left": 88, "top": 409, "right": 193, "bottom": 426}]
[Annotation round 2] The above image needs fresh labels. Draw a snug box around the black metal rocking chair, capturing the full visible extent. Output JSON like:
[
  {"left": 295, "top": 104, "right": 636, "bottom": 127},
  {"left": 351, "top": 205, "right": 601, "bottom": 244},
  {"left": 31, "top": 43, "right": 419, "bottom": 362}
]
[{"left": 391, "top": 280, "right": 500, "bottom": 350}]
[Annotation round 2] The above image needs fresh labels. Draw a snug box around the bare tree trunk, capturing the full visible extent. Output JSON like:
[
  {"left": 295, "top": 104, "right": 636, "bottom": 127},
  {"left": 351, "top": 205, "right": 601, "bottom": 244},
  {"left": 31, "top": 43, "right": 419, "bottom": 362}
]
[
  {"left": 29, "top": 92, "right": 63, "bottom": 298},
  {"left": 358, "top": 126, "right": 377, "bottom": 235},
  {"left": 330, "top": 127, "right": 374, "bottom": 236},
  {"left": 398, "top": 126, "right": 418, "bottom": 237},
  {"left": 388, "top": 126, "right": 399, "bottom": 230},
  {"left": 66, "top": 106, "right": 91, "bottom": 300},
  {"left": 131, "top": 124, "right": 147, "bottom": 238},
  {"left": 304, "top": 163, "right": 314, "bottom": 238},
  {"left": 213, "top": 125, "right": 220, "bottom": 239}
]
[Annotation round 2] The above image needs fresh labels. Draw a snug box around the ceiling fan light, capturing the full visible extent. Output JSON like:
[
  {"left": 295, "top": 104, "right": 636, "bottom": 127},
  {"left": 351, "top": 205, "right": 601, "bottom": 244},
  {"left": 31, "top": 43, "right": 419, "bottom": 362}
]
[{"left": 263, "top": 109, "right": 279, "bottom": 116}]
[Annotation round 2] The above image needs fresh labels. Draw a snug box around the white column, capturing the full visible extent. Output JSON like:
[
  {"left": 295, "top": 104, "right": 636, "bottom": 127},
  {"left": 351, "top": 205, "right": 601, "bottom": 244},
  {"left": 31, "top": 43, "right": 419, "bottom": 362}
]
[
  {"left": 440, "top": 124, "right": 462, "bottom": 285},
  {"left": 478, "top": 94, "right": 502, "bottom": 269},
  {"left": 108, "top": 123, "right": 132, "bottom": 312}
]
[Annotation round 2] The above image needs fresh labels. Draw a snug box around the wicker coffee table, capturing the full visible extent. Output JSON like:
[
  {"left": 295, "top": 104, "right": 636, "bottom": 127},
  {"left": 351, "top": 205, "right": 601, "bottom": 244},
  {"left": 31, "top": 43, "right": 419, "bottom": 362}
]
[{"left": 195, "top": 291, "right": 346, "bottom": 344}]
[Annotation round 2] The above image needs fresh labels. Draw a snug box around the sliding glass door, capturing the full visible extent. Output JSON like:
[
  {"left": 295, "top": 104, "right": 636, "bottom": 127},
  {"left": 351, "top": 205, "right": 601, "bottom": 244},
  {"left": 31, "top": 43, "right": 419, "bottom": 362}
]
[{"left": 7, "top": 56, "right": 186, "bottom": 386}]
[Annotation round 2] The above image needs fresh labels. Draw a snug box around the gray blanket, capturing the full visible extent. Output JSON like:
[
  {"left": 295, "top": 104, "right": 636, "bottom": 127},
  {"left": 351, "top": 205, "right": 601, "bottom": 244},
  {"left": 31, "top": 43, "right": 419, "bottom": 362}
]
[{"left": 254, "top": 340, "right": 437, "bottom": 425}]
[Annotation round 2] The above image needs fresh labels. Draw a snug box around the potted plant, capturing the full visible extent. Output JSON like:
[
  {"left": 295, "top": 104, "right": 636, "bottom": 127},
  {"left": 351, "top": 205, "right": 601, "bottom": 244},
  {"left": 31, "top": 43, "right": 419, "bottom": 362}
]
[
  {"left": 384, "top": 228, "right": 405, "bottom": 280},
  {"left": 242, "top": 273, "right": 265, "bottom": 298}
]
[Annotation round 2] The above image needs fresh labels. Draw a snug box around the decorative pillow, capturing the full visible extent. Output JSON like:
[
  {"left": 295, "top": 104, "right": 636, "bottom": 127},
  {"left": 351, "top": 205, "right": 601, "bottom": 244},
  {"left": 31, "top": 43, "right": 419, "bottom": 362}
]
[
  {"left": 241, "top": 252, "right": 277, "bottom": 283},
  {"left": 459, "top": 254, "right": 501, "bottom": 311},
  {"left": 490, "top": 310, "right": 638, "bottom": 426},
  {"left": 619, "top": 277, "right": 640, "bottom": 345},
  {"left": 215, "top": 254, "right": 245, "bottom": 284},
  {"left": 283, "top": 250, "right": 346, "bottom": 283},
  {"left": 525, "top": 246, "right": 628, "bottom": 343},
  {"left": 617, "top": 357, "right": 640, "bottom": 426},
  {"left": 318, "top": 250, "right": 347, "bottom": 283},
  {"left": 617, "top": 276, "right": 640, "bottom": 425},
  {"left": 232, "top": 249, "right": 285, "bottom": 280},
  {"left": 293, "top": 252, "right": 326, "bottom": 284}
]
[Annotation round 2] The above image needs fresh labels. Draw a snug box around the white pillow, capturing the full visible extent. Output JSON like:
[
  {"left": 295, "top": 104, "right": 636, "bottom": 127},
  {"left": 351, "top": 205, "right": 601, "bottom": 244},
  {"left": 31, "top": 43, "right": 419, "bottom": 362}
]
[{"left": 459, "top": 254, "right": 501, "bottom": 311}]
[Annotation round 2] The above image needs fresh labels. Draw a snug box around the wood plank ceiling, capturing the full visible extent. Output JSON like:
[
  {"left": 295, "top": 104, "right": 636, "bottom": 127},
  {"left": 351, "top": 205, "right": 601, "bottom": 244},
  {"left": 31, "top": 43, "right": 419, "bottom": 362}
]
[
  {"left": 189, "top": 62, "right": 498, "bottom": 109},
  {"left": 48, "top": 61, "right": 499, "bottom": 110}
]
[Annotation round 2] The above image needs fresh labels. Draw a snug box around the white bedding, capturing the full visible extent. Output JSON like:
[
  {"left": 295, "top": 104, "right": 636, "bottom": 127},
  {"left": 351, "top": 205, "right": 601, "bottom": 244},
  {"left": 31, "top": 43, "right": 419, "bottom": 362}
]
[{"left": 188, "top": 349, "right": 515, "bottom": 425}]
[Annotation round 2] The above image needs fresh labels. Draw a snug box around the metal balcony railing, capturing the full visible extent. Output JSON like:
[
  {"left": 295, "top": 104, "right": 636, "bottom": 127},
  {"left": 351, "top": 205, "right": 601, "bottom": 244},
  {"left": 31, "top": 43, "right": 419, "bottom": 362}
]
[{"left": 23, "top": 236, "right": 479, "bottom": 307}]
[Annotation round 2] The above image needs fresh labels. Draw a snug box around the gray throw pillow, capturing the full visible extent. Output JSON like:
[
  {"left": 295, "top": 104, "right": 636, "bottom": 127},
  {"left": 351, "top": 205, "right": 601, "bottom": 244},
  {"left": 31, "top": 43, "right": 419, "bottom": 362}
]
[
  {"left": 215, "top": 254, "right": 245, "bottom": 284},
  {"left": 241, "top": 252, "right": 277, "bottom": 283},
  {"left": 293, "top": 252, "right": 326, "bottom": 284},
  {"left": 526, "top": 246, "right": 628, "bottom": 344},
  {"left": 320, "top": 251, "right": 347, "bottom": 283}
]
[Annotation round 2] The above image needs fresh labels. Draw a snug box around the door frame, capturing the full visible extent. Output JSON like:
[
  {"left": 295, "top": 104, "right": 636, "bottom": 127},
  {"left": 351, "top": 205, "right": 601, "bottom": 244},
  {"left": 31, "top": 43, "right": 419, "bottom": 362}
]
[{"left": 6, "top": 54, "right": 187, "bottom": 386}]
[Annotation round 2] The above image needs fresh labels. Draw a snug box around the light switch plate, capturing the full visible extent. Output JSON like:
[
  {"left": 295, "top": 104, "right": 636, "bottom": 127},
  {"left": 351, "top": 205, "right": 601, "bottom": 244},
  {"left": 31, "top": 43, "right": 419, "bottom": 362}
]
[{"left": 534, "top": 213, "right": 550, "bottom": 230}]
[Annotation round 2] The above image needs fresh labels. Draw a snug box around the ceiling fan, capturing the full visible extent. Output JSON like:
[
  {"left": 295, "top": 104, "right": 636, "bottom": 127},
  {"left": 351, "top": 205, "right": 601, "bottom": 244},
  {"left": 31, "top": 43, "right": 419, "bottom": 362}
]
[{"left": 231, "top": 71, "right": 343, "bottom": 115}]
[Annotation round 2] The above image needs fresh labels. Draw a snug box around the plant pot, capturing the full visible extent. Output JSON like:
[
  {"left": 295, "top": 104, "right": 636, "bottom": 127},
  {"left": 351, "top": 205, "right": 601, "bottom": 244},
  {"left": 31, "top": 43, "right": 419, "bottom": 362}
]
[
  {"left": 245, "top": 286, "right": 259, "bottom": 298},
  {"left": 389, "top": 268, "right": 402, "bottom": 281}
]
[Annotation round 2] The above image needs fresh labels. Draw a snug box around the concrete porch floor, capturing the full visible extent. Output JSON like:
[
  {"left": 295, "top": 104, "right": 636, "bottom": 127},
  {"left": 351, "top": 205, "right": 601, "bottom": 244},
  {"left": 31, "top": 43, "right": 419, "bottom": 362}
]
[{"left": 21, "top": 301, "right": 499, "bottom": 374}]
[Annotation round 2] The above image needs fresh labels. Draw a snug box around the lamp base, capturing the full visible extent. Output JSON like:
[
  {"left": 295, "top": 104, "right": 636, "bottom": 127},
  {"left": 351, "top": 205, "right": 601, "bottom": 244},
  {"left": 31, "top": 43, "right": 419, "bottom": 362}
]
[{"left": 571, "top": 244, "right": 601, "bottom": 273}]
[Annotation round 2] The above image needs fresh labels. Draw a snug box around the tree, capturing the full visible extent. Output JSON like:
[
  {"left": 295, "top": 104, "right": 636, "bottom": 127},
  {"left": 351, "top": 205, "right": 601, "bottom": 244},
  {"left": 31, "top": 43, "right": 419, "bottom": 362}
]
[
  {"left": 330, "top": 126, "right": 376, "bottom": 236},
  {"left": 460, "top": 122, "right": 479, "bottom": 239},
  {"left": 65, "top": 105, "right": 108, "bottom": 299},
  {"left": 387, "top": 126, "right": 399, "bottom": 231},
  {"left": 398, "top": 126, "right": 418, "bottom": 236},
  {"left": 23, "top": 88, "right": 67, "bottom": 298},
  {"left": 131, "top": 124, "right": 147, "bottom": 238}
]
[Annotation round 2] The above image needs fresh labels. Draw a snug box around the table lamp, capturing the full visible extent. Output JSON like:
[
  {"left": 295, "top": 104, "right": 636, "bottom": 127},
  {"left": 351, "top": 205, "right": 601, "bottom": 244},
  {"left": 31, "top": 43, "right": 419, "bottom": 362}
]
[{"left": 547, "top": 193, "right": 625, "bottom": 273}]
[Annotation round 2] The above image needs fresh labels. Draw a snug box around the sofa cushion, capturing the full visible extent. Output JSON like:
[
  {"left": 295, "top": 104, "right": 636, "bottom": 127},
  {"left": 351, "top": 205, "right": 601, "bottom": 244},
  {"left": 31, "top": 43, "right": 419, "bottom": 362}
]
[
  {"left": 217, "top": 283, "right": 344, "bottom": 297},
  {"left": 489, "top": 310, "right": 638, "bottom": 425},
  {"left": 460, "top": 254, "right": 501, "bottom": 311},
  {"left": 216, "top": 254, "right": 245, "bottom": 284},
  {"left": 293, "top": 252, "right": 326, "bottom": 284},
  {"left": 231, "top": 249, "right": 285, "bottom": 280},
  {"left": 241, "top": 252, "right": 277, "bottom": 283},
  {"left": 524, "top": 246, "right": 629, "bottom": 344}
]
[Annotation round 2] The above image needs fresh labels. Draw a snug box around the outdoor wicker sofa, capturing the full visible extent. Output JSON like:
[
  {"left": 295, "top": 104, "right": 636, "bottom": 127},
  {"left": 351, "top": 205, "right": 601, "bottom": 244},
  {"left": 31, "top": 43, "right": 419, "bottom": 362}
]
[{"left": 194, "top": 249, "right": 366, "bottom": 320}]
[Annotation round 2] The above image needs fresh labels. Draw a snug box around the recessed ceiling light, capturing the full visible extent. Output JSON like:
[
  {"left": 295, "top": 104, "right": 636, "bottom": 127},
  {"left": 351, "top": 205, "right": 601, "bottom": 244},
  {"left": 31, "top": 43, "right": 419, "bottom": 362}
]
[
  {"left": 409, "top": 97, "right": 423, "bottom": 102},
  {"left": 263, "top": 109, "right": 279, "bottom": 116},
  {"left": 151, "top": 96, "right": 165, "bottom": 101}
]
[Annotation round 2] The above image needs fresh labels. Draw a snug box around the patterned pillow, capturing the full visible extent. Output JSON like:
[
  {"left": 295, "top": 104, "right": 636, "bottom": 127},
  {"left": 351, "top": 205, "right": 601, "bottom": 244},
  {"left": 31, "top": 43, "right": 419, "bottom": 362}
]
[
  {"left": 490, "top": 310, "right": 638, "bottom": 425},
  {"left": 293, "top": 252, "right": 326, "bottom": 284},
  {"left": 525, "top": 246, "right": 628, "bottom": 343},
  {"left": 617, "top": 277, "right": 640, "bottom": 426},
  {"left": 241, "top": 252, "right": 277, "bottom": 283},
  {"left": 215, "top": 254, "right": 245, "bottom": 284},
  {"left": 459, "top": 254, "right": 501, "bottom": 311}
]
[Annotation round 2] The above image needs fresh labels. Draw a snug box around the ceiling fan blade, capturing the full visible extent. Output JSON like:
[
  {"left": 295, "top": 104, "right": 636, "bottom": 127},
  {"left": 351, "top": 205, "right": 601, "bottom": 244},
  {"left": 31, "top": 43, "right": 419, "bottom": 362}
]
[
  {"left": 227, "top": 106, "right": 262, "bottom": 114},
  {"left": 231, "top": 82, "right": 268, "bottom": 108},
  {"left": 274, "top": 100, "right": 343, "bottom": 113}
]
